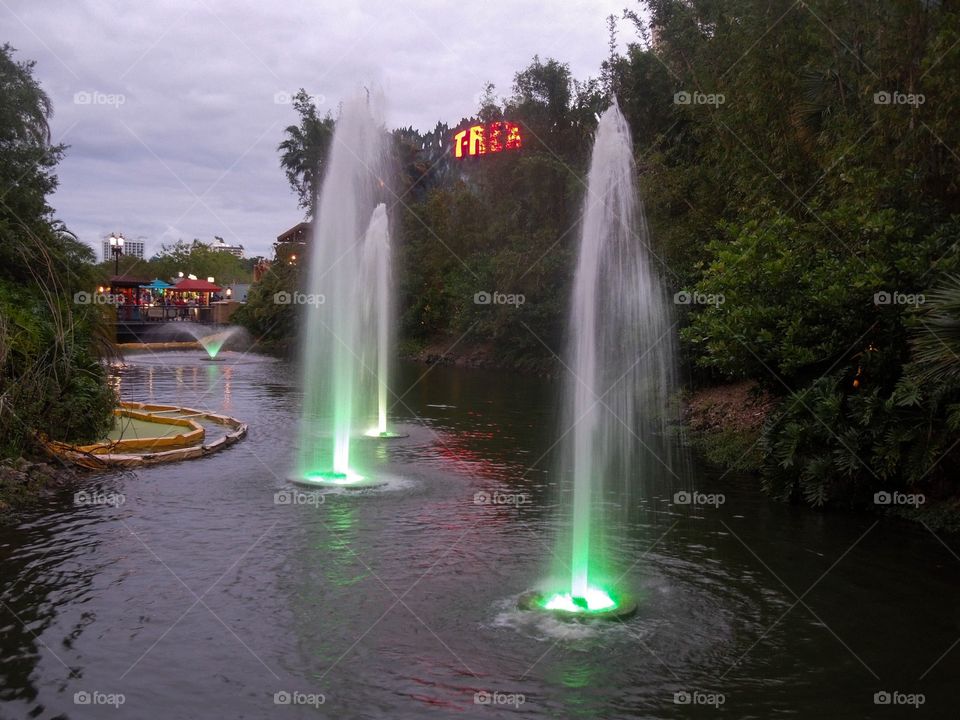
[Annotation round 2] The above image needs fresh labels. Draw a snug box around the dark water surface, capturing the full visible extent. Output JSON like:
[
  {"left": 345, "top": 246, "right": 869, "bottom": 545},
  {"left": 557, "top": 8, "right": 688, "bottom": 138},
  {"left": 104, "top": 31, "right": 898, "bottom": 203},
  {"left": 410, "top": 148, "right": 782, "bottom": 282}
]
[{"left": 1, "top": 351, "right": 957, "bottom": 719}]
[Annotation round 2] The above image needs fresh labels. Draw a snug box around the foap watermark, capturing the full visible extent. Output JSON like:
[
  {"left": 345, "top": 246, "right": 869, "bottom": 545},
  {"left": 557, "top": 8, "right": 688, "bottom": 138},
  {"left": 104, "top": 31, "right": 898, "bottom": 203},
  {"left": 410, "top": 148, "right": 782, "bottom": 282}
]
[
  {"left": 474, "top": 690, "right": 526, "bottom": 708},
  {"left": 674, "top": 290, "right": 724, "bottom": 307},
  {"left": 873, "top": 291, "right": 924, "bottom": 307},
  {"left": 474, "top": 490, "right": 531, "bottom": 507},
  {"left": 74, "top": 291, "right": 125, "bottom": 306},
  {"left": 474, "top": 291, "right": 525, "bottom": 307},
  {"left": 74, "top": 690, "right": 125, "bottom": 708},
  {"left": 274, "top": 91, "right": 325, "bottom": 106},
  {"left": 673, "top": 690, "right": 725, "bottom": 707},
  {"left": 74, "top": 490, "right": 125, "bottom": 507},
  {"left": 674, "top": 90, "right": 725, "bottom": 107},
  {"left": 674, "top": 490, "right": 725, "bottom": 508},
  {"left": 874, "top": 690, "right": 925, "bottom": 708},
  {"left": 274, "top": 489, "right": 325, "bottom": 507},
  {"left": 273, "top": 690, "right": 325, "bottom": 708},
  {"left": 274, "top": 291, "right": 325, "bottom": 307},
  {"left": 73, "top": 90, "right": 125, "bottom": 108},
  {"left": 874, "top": 490, "right": 925, "bottom": 507},
  {"left": 873, "top": 91, "right": 924, "bottom": 107}
]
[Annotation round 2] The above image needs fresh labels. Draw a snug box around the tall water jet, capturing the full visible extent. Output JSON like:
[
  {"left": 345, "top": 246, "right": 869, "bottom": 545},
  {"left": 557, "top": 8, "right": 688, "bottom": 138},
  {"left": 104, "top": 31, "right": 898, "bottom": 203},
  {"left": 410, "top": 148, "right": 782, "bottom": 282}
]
[
  {"left": 359, "top": 204, "right": 401, "bottom": 438},
  {"left": 297, "top": 92, "right": 391, "bottom": 486},
  {"left": 521, "top": 102, "right": 680, "bottom": 619}
]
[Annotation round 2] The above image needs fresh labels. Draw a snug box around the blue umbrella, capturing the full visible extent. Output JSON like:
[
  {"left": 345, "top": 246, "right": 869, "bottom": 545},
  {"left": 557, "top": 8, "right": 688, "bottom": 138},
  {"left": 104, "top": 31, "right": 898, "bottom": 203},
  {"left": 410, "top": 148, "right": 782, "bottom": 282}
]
[{"left": 139, "top": 278, "right": 173, "bottom": 290}]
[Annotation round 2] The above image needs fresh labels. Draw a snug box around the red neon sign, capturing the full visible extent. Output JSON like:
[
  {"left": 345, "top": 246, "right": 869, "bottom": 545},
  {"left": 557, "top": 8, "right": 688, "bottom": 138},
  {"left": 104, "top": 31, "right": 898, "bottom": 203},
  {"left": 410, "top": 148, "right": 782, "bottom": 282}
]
[{"left": 453, "top": 122, "right": 522, "bottom": 158}]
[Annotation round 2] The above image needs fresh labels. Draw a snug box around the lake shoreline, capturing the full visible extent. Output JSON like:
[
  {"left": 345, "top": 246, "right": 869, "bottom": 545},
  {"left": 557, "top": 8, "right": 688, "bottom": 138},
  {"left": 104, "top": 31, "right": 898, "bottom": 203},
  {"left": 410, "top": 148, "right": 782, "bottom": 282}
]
[
  {"left": 403, "top": 337, "right": 559, "bottom": 376},
  {"left": 402, "top": 347, "right": 960, "bottom": 533},
  {"left": 0, "top": 456, "right": 87, "bottom": 521}
]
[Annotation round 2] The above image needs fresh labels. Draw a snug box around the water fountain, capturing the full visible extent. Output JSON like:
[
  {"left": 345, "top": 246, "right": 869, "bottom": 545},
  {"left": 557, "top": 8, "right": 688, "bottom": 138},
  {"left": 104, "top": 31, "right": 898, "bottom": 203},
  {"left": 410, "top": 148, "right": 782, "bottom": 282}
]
[
  {"left": 360, "top": 203, "right": 405, "bottom": 439},
  {"left": 296, "top": 91, "right": 395, "bottom": 487},
  {"left": 520, "top": 102, "right": 680, "bottom": 620},
  {"left": 182, "top": 325, "right": 245, "bottom": 360}
]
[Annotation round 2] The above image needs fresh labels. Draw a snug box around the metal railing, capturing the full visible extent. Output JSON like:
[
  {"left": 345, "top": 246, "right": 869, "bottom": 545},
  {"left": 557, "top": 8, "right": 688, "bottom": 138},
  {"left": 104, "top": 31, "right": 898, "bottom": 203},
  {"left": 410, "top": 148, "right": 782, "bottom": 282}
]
[{"left": 117, "top": 305, "right": 214, "bottom": 323}]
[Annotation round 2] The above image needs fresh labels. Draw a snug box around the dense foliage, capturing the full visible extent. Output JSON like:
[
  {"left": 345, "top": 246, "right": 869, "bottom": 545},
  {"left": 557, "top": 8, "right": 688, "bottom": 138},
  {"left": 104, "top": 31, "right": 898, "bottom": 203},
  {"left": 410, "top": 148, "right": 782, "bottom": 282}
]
[
  {"left": 622, "top": 0, "right": 960, "bottom": 513},
  {"left": 0, "top": 44, "right": 115, "bottom": 457},
  {"left": 230, "top": 259, "right": 299, "bottom": 355}
]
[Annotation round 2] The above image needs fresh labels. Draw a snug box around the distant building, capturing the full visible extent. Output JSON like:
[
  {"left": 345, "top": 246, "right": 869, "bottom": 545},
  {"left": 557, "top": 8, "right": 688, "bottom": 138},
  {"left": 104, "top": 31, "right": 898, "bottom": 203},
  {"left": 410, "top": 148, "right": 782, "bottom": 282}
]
[
  {"left": 210, "top": 236, "right": 245, "bottom": 258},
  {"left": 275, "top": 222, "right": 311, "bottom": 265},
  {"left": 102, "top": 235, "right": 145, "bottom": 262}
]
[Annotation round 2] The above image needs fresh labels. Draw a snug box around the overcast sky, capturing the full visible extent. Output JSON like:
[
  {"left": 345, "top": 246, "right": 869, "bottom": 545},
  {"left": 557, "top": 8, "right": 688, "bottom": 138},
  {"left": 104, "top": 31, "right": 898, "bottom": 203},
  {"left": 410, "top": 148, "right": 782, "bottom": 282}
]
[{"left": 1, "top": 0, "right": 637, "bottom": 260}]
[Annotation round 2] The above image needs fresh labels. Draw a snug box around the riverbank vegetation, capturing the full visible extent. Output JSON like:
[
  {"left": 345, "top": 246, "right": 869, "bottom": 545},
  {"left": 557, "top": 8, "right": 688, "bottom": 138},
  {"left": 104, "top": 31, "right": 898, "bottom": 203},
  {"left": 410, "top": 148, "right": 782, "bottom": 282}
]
[
  {"left": 629, "top": 0, "right": 960, "bottom": 523},
  {"left": 0, "top": 44, "right": 115, "bottom": 460},
  {"left": 252, "top": 1, "right": 960, "bottom": 522}
]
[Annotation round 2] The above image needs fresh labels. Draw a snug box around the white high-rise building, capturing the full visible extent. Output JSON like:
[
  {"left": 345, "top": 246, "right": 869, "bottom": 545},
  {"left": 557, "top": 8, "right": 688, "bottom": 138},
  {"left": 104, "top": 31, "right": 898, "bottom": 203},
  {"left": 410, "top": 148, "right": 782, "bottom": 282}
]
[
  {"left": 101, "top": 235, "right": 146, "bottom": 263},
  {"left": 210, "top": 236, "right": 245, "bottom": 258}
]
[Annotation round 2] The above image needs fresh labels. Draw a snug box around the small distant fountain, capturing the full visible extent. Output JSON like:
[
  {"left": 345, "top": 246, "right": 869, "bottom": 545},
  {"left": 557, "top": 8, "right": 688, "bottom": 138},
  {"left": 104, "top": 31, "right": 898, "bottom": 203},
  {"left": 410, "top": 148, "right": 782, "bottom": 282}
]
[
  {"left": 182, "top": 325, "right": 245, "bottom": 360},
  {"left": 520, "top": 102, "right": 680, "bottom": 620},
  {"left": 296, "top": 91, "right": 396, "bottom": 487}
]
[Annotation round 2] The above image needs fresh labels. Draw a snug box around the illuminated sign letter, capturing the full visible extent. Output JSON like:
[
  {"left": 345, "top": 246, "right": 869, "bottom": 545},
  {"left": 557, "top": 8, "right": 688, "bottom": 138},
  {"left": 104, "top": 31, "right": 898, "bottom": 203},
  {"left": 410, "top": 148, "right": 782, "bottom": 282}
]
[
  {"left": 454, "top": 128, "right": 468, "bottom": 158},
  {"left": 453, "top": 122, "right": 522, "bottom": 158},
  {"left": 487, "top": 122, "right": 504, "bottom": 153},
  {"left": 469, "top": 125, "right": 485, "bottom": 156},
  {"left": 505, "top": 122, "right": 522, "bottom": 150}
]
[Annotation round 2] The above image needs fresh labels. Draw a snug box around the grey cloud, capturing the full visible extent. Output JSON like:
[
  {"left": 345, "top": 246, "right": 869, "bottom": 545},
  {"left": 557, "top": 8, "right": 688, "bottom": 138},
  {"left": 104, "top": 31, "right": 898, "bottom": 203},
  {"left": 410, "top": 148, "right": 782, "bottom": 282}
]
[{"left": 2, "top": 0, "right": 629, "bottom": 258}]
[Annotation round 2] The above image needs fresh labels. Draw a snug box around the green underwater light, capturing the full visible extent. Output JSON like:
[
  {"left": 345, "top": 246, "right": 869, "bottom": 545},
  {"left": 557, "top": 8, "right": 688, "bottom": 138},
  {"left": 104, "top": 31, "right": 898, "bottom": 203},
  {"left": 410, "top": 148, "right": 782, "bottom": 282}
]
[
  {"left": 518, "top": 586, "right": 637, "bottom": 620},
  {"left": 541, "top": 587, "right": 616, "bottom": 613},
  {"left": 302, "top": 469, "right": 365, "bottom": 486},
  {"left": 363, "top": 427, "right": 406, "bottom": 439}
]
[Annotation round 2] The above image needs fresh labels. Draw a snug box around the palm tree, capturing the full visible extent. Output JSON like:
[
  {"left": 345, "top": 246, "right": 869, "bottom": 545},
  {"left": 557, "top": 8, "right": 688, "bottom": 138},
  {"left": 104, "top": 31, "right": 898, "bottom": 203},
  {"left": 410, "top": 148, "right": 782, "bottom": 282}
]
[
  {"left": 278, "top": 90, "right": 334, "bottom": 220},
  {"left": 907, "top": 274, "right": 960, "bottom": 386}
]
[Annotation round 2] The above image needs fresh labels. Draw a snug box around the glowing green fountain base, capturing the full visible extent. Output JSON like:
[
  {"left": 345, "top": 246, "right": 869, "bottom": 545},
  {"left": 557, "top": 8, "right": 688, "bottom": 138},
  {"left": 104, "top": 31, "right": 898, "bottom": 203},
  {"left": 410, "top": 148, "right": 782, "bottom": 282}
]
[
  {"left": 362, "top": 428, "right": 408, "bottom": 439},
  {"left": 293, "top": 469, "right": 386, "bottom": 489},
  {"left": 518, "top": 587, "right": 637, "bottom": 621},
  {"left": 202, "top": 356, "right": 225, "bottom": 362}
]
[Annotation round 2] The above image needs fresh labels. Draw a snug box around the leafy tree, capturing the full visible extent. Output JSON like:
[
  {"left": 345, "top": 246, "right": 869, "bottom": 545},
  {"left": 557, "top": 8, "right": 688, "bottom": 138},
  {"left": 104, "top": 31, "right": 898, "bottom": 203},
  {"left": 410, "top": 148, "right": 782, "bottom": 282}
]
[
  {"left": 278, "top": 90, "right": 334, "bottom": 219},
  {"left": 230, "top": 260, "right": 299, "bottom": 354},
  {"left": 144, "top": 239, "right": 252, "bottom": 285},
  {"left": 0, "top": 45, "right": 115, "bottom": 457},
  {"left": 0, "top": 43, "right": 63, "bottom": 284}
]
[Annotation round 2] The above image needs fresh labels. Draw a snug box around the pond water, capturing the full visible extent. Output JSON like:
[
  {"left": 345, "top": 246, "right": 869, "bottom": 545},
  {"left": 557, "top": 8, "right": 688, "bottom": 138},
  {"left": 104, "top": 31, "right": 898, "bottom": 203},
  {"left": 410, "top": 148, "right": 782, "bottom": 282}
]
[{"left": 0, "top": 351, "right": 956, "bottom": 719}]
